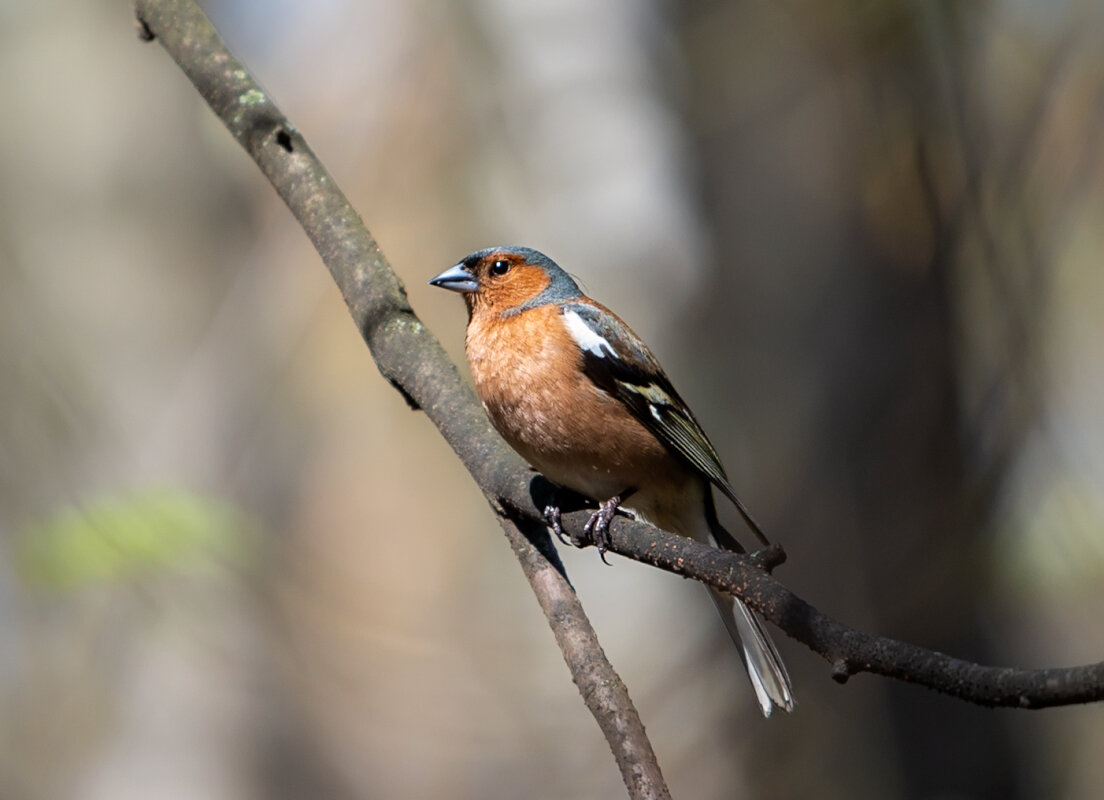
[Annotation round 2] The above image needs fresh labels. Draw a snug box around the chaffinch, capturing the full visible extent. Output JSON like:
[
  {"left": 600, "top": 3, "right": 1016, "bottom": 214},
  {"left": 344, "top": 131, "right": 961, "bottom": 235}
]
[{"left": 430, "top": 246, "right": 794, "bottom": 716}]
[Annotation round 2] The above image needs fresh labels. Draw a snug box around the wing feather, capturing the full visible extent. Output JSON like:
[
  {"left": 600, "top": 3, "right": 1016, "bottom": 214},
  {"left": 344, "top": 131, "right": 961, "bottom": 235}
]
[{"left": 562, "top": 302, "right": 768, "bottom": 544}]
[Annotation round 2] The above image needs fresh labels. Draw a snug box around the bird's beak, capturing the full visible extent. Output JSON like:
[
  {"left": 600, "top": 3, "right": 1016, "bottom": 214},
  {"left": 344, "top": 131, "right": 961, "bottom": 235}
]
[{"left": 429, "top": 263, "right": 478, "bottom": 293}]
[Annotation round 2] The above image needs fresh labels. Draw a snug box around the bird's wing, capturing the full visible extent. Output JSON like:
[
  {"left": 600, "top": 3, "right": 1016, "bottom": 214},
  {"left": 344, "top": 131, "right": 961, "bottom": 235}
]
[
  {"left": 561, "top": 301, "right": 768, "bottom": 545},
  {"left": 561, "top": 303, "right": 729, "bottom": 488}
]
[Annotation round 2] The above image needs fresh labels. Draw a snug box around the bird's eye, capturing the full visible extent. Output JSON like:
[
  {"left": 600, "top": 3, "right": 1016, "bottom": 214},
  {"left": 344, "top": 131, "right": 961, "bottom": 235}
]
[{"left": 490, "top": 260, "right": 511, "bottom": 276}]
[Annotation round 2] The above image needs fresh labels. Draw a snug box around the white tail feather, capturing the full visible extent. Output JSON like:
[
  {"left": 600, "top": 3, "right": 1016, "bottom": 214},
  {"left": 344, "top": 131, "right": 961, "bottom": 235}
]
[{"left": 709, "top": 589, "right": 795, "bottom": 717}]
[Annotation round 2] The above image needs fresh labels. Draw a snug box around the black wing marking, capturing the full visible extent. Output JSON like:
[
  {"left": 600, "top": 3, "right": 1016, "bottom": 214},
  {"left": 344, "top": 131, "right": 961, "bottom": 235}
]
[{"left": 562, "top": 303, "right": 768, "bottom": 544}]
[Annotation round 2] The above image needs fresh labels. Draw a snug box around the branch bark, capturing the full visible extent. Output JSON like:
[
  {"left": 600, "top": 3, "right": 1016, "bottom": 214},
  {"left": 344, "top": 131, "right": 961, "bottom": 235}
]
[
  {"left": 564, "top": 512, "right": 1104, "bottom": 709},
  {"left": 133, "top": 4, "right": 1104, "bottom": 792}
]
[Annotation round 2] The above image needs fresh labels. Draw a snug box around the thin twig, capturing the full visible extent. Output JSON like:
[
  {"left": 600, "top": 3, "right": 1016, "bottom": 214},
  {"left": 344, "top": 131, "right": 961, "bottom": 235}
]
[{"left": 553, "top": 506, "right": 1104, "bottom": 709}]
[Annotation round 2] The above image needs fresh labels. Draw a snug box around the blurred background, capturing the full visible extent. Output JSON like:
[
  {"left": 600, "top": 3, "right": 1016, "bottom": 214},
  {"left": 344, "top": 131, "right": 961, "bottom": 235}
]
[{"left": 2, "top": 0, "right": 1104, "bottom": 797}]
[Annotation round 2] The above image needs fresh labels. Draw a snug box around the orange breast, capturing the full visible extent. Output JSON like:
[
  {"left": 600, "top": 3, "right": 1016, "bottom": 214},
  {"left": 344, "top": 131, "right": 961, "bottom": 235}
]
[{"left": 466, "top": 305, "right": 693, "bottom": 506}]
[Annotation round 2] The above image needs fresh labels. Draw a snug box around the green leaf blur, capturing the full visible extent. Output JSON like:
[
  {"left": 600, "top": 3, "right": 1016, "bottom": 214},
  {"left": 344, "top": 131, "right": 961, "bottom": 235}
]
[{"left": 15, "top": 489, "right": 253, "bottom": 590}]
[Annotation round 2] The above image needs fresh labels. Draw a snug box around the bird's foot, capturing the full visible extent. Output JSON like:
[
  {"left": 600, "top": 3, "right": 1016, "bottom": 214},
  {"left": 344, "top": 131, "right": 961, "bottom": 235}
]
[
  {"left": 584, "top": 495, "right": 624, "bottom": 566},
  {"left": 542, "top": 504, "right": 570, "bottom": 546}
]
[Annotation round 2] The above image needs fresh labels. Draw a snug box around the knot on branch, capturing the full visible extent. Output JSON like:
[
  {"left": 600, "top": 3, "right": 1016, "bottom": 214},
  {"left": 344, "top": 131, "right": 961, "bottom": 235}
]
[
  {"left": 750, "top": 543, "right": 787, "bottom": 573},
  {"left": 387, "top": 378, "right": 421, "bottom": 411},
  {"left": 135, "top": 15, "right": 155, "bottom": 41},
  {"left": 832, "top": 659, "right": 855, "bottom": 684}
]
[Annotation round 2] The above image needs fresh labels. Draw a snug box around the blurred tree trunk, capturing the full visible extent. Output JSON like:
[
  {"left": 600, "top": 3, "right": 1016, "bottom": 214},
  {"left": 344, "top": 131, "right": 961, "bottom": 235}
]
[{"left": 672, "top": 2, "right": 1034, "bottom": 797}]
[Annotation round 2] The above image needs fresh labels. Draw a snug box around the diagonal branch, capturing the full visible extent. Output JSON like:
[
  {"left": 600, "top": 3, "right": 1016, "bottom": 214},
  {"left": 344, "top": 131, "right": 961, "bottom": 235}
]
[{"left": 133, "top": 2, "right": 669, "bottom": 798}]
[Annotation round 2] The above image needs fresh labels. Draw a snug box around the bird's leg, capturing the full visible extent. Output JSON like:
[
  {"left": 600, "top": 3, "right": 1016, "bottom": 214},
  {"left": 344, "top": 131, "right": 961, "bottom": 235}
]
[
  {"left": 542, "top": 502, "right": 570, "bottom": 546},
  {"left": 584, "top": 490, "right": 635, "bottom": 565}
]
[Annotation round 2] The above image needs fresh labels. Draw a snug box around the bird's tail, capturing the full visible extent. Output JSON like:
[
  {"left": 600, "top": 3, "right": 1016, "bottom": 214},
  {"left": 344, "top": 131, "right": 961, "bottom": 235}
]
[
  {"left": 707, "top": 589, "right": 794, "bottom": 717},
  {"left": 702, "top": 494, "right": 794, "bottom": 717}
]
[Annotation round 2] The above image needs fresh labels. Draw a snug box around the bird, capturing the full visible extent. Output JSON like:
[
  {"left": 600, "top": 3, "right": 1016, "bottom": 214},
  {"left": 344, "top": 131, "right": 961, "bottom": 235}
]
[{"left": 429, "top": 246, "right": 794, "bottom": 716}]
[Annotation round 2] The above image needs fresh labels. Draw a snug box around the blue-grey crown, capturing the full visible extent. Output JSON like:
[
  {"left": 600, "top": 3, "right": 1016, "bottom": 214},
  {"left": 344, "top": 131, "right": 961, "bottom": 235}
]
[{"left": 466, "top": 246, "right": 583, "bottom": 312}]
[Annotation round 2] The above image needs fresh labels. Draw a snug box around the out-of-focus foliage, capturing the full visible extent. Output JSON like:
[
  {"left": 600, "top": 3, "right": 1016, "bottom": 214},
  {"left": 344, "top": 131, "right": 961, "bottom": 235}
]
[{"left": 15, "top": 489, "right": 253, "bottom": 590}]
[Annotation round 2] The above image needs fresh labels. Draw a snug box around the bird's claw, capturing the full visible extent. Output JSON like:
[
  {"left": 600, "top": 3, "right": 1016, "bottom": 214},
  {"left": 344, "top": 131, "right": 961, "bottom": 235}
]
[
  {"left": 584, "top": 495, "right": 622, "bottom": 566},
  {"left": 543, "top": 504, "right": 570, "bottom": 546}
]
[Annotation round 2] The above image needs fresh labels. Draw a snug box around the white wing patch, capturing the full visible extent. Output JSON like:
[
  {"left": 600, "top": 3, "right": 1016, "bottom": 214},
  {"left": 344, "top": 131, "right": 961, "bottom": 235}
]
[{"left": 563, "top": 309, "right": 618, "bottom": 359}]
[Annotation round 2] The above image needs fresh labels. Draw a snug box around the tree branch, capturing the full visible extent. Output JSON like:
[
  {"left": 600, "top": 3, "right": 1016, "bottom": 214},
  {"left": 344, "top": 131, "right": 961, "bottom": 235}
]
[
  {"left": 134, "top": 5, "right": 1103, "bottom": 788},
  {"left": 556, "top": 508, "right": 1104, "bottom": 709},
  {"left": 132, "top": 1, "right": 669, "bottom": 797}
]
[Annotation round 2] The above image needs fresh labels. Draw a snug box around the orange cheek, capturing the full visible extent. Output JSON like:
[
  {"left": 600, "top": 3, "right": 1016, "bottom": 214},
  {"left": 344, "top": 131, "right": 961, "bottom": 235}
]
[{"left": 477, "top": 267, "right": 552, "bottom": 313}]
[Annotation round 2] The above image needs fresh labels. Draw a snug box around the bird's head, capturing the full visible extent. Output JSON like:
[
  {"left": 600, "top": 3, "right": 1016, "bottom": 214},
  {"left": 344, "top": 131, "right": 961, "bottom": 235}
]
[{"left": 429, "top": 246, "right": 581, "bottom": 317}]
